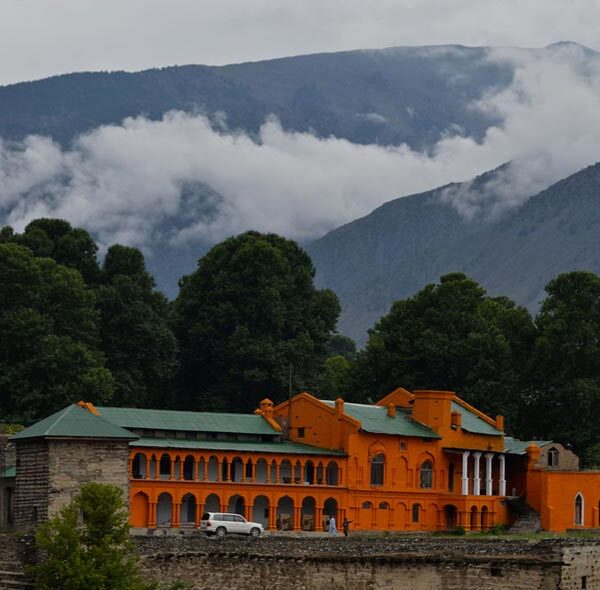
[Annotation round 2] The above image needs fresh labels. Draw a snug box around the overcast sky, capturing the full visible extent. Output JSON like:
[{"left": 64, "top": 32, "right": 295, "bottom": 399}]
[
  {"left": 1, "top": 0, "right": 600, "bottom": 86},
  {"left": 2, "top": 0, "right": 600, "bottom": 256}
]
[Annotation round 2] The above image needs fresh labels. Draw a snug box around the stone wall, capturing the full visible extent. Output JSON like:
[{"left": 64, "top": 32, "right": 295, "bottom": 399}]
[
  {"left": 142, "top": 554, "right": 560, "bottom": 590},
  {"left": 47, "top": 439, "right": 130, "bottom": 517},
  {"left": 559, "top": 542, "right": 600, "bottom": 589},
  {"left": 14, "top": 440, "right": 49, "bottom": 530},
  {"left": 0, "top": 534, "right": 36, "bottom": 590},
  {"left": 3, "top": 532, "right": 600, "bottom": 590},
  {"left": 0, "top": 434, "right": 16, "bottom": 529},
  {"left": 134, "top": 536, "right": 599, "bottom": 590},
  {"left": 14, "top": 438, "right": 130, "bottom": 531},
  {"left": 0, "top": 435, "right": 16, "bottom": 471}
]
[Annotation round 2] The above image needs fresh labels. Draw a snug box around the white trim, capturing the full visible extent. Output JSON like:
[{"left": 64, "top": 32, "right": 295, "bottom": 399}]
[
  {"left": 484, "top": 453, "right": 494, "bottom": 496},
  {"left": 461, "top": 451, "right": 470, "bottom": 495},
  {"left": 498, "top": 454, "right": 506, "bottom": 496},
  {"left": 472, "top": 452, "right": 481, "bottom": 496}
]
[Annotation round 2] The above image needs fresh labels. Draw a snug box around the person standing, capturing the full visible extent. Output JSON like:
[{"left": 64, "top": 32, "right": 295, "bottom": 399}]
[
  {"left": 342, "top": 517, "right": 352, "bottom": 537},
  {"left": 328, "top": 515, "right": 338, "bottom": 537}
]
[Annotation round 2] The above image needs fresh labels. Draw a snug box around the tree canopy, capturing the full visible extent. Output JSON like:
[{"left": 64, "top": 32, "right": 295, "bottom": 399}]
[
  {"left": 524, "top": 271, "right": 600, "bottom": 455},
  {"left": 2, "top": 218, "right": 101, "bottom": 284},
  {"left": 352, "top": 273, "right": 536, "bottom": 423},
  {"left": 173, "top": 231, "right": 340, "bottom": 411},
  {"left": 3, "top": 216, "right": 600, "bottom": 462},
  {"left": 0, "top": 242, "right": 113, "bottom": 421},
  {"left": 96, "top": 245, "right": 178, "bottom": 408}
]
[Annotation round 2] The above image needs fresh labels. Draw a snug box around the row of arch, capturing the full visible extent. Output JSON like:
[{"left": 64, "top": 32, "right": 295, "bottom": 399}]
[
  {"left": 131, "top": 453, "right": 341, "bottom": 486},
  {"left": 131, "top": 491, "right": 340, "bottom": 531},
  {"left": 356, "top": 502, "right": 490, "bottom": 530},
  {"left": 130, "top": 489, "right": 496, "bottom": 532}
]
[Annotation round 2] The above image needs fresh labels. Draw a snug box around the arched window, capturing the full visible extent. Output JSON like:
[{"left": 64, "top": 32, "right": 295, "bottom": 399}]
[
  {"left": 575, "top": 493, "right": 584, "bottom": 526},
  {"left": 379, "top": 502, "right": 389, "bottom": 510},
  {"left": 419, "top": 460, "right": 433, "bottom": 488},
  {"left": 547, "top": 447, "right": 559, "bottom": 468},
  {"left": 326, "top": 461, "right": 339, "bottom": 486},
  {"left": 362, "top": 501, "right": 373, "bottom": 509},
  {"left": 183, "top": 455, "right": 194, "bottom": 481},
  {"left": 159, "top": 454, "right": 171, "bottom": 479},
  {"left": 412, "top": 503, "right": 421, "bottom": 523},
  {"left": 132, "top": 453, "right": 145, "bottom": 479},
  {"left": 370, "top": 454, "right": 385, "bottom": 486}
]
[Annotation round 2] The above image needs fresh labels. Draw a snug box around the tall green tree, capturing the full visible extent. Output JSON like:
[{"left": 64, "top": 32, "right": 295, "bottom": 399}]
[
  {"left": 1, "top": 218, "right": 101, "bottom": 284},
  {"left": 0, "top": 243, "right": 113, "bottom": 421},
  {"left": 96, "top": 245, "right": 178, "bottom": 407},
  {"left": 33, "top": 482, "right": 149, "bottom": 590},
  {"left": 173, "top": 232, "right": 340, "bottom": 411},
  {"left": 526, "top": 271, "right": 600, "bottom": 457},
  {"left": 352, "top": 273, "right": 535, "bottom": 422}
]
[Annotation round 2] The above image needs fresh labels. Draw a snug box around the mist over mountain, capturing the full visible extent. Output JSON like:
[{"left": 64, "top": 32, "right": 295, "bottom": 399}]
[
  {"left": 308, "top": 161, "right": 600, "bottom": 343},
  {"left": 0, "top": 44, "right": 517, "bottom": 149},
  {"left": 2, "top": 42, "right": 600, "bottom": 334}
]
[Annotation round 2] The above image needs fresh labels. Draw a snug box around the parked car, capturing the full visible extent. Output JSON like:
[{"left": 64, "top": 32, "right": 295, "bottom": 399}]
[{"left": 200, "top": 512, "right": 264, "bottom": 537}]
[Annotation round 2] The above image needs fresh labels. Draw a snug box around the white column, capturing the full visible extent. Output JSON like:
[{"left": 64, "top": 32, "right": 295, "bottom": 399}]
[
  {"left": 499, "top": 454, "right": 506, "bottom": 496},
  {"left": 485, "top": 453, "right": 494, "bottom": 496},
  {"left": 472, "top": 452, "right": 481, "bottom": 496},
  {"left": 461, "top": 451, "right": 470, "bottom": 495}
]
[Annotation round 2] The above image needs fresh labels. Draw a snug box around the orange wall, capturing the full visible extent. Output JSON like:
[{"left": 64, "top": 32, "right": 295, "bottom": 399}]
[{"left": 539, "top": 471, "right": 600, "bottom": 531}]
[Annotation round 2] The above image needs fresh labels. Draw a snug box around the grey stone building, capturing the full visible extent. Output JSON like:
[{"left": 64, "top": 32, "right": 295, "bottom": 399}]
[{"left": 10, "top": 403, "right": 136, "bottom": 531}]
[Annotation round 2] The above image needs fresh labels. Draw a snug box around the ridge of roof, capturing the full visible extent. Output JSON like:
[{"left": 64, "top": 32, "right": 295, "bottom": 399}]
[
  {"left": 97, "top": 406, "right": 278, "bottom": 435},
  {"left": 321, "top": 400, "right": 440, "bottom": 439},
  {"left": 451, "top": 396, "right": 499, "bottom": 429},
  {"left": 450, "top": 401, "right": 503, "bottom": 436},
  {"left": 12, "top": 404, "right": 138, "bottom": 441},
  {"left": 504, "top": 436, "right": 552, "bottom": 454}
]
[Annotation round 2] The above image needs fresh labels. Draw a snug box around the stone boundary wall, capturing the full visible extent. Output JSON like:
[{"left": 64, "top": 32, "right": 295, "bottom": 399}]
[
  {"left": 134, "top": 535, "right": 599, "bottom": 590},
  {"left": 2, "top": 533, "right": 600, "bottom": 589}
]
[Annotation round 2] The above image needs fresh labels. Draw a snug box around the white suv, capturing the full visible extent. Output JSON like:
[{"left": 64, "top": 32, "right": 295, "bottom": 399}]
[{"left": 200, "top": 512, "right": 264, "bottom": 538}]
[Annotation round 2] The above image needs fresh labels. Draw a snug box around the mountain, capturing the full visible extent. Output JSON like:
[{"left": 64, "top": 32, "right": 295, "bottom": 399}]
[
  {"left": 0, "top": 44, "right": 560, "bottom": 149},
  {"left": 307, "top": 162, "right": 600, "bottom": 343},
  {"left": 2, "top": 42, "right": 600, "bottom": 336}
]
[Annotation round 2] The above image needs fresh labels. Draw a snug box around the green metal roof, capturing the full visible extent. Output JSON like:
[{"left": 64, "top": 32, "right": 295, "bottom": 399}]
[
  {"left": 322, "top": 401, "right": 440, "bottom": 439},
  {"left": 451, "top": 401, "right": 503, "bottom": 436},
  {"left": 131, "top": 438, "right": 345, "bottom": 456},
  {"left": 97, "top": 407, "right": 278, "bottom": 436},
  {"left": 12, "top": 405, "right": 138, "bottom": 441},
  {"left": 504, "top": 437, "right": 551, "bottom": 455},
  {"left": 0, "top": 466, "right": 16, "bottom": 478}
]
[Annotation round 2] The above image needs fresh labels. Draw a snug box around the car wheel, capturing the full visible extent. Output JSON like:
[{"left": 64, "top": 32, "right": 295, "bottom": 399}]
[
  {"left": 249, "top": 527, "right": 261, "bottom": 538},
  {"left": 215, "top": 527, "right": 226, "bottom": 538}
]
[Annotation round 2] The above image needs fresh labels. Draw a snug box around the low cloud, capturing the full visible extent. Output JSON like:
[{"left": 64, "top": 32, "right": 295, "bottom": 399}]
[{"left": 1, "top": 45, "right": 600, "bottom": 251}]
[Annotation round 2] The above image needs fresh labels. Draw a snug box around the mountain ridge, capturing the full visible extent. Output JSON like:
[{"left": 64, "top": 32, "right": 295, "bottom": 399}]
[
  {"left": 307, "top": 161, "right": 600, "bottom": 343},
  {"left": 4, "top": 42, "right": 588, "bottom": 148}
]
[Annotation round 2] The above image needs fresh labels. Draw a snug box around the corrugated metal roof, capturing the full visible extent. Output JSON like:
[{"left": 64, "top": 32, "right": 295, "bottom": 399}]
[
  {"left": 12, "top": 405, "right": 138, "bottom": 441},
  {"left": 451, "top": 401, "right": 503, "bottom": 436},
  {"left": 131, "top": 438, "right": 345, "bottom": 456},
  {"left": 504, "top": 437, "right": 550, "bottom": 455},
  {"left": 97, "top": 407, "right": 278, "bottom": 436},
  {"left": 0, "top": 466, "right": 16, "bottom": 478},
  {"left": 322, "top": 401, "right": 440, "bottom": 439}
]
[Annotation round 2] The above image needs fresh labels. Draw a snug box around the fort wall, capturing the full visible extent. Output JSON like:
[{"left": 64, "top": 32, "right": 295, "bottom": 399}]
[{"left": 2, "top": 533, "right": 600, "bottom": 590}]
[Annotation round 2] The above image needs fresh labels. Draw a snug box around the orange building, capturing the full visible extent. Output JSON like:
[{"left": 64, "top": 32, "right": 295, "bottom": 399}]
[{"left": 9, "top": 388, "right": 600, "bottom": 533}]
